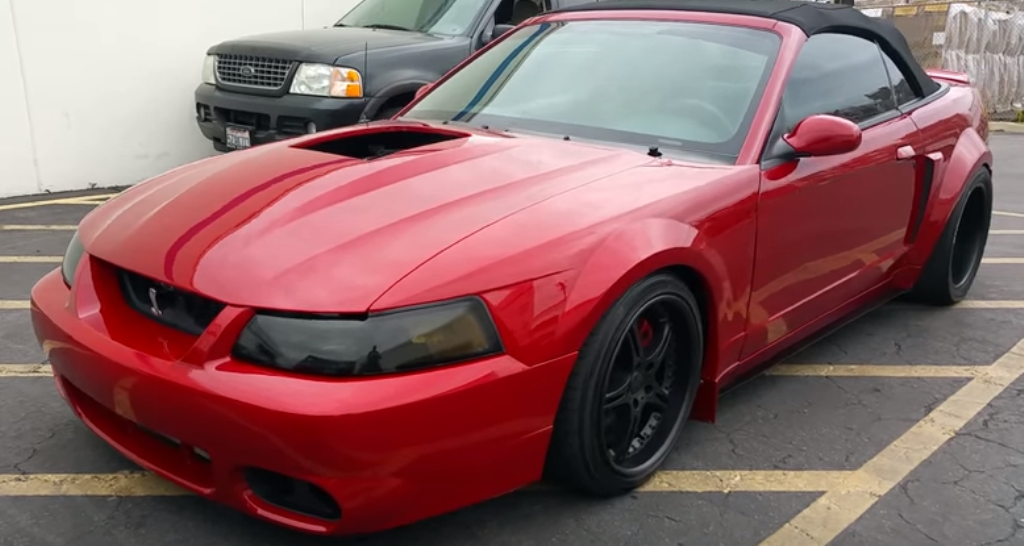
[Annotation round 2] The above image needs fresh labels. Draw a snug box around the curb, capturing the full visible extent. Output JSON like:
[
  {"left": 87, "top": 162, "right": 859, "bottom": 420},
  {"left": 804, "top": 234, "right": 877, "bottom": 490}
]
[{"left": 990, "top": 121, "right": 1024, "bottom": 134}]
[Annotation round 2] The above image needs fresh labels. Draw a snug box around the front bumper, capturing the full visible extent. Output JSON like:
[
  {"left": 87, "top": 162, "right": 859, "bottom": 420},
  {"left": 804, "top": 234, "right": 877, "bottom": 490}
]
[
  {"left": 194, "top": 84, "right": 370, "bottom": 152},
  {"left": 30, "top": 262, "right": 576, "bottom": 535}
]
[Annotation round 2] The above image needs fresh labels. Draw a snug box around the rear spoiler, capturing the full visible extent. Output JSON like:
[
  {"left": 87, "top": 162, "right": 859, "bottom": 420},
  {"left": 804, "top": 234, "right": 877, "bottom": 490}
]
[{"left": 926, "top": 68, "right": 972, "bottom": 86}]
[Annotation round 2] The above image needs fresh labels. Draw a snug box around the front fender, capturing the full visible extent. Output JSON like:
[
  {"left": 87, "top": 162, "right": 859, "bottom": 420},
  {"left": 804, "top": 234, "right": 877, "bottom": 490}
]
[
  {"left": 555, "top": 217, "right": 750, "bottom": 423},
  {"left": 559, "top": 219, "right": 724, "bottom": 358},
  {"left": 906, "top": 127, "right": 992, "bottom": 268}
]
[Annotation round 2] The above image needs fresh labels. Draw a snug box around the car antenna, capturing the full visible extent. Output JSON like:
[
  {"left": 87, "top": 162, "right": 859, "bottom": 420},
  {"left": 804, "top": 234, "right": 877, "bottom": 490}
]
[
  {"left": 358, "top": 41, "right": 370, "bottom": 125},
  {"left": 648, "top": 145, "right": 663, "bottom": 158}
]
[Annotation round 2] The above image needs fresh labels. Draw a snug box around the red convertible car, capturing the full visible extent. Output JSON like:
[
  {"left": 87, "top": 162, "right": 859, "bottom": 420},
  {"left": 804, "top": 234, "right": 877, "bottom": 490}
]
[{"left": 32, "top": 0, "right": 992, "bottom": 536}]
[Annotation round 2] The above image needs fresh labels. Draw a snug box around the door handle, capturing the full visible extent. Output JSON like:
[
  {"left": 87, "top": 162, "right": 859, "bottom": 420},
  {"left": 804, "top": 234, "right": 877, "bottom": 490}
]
[{"left": 896, "top": 145, "right": 916, "bottom": 160}]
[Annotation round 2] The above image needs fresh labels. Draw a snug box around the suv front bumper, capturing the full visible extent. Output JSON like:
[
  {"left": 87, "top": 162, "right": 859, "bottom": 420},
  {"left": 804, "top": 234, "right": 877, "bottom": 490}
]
[{"left": 194, "top": 84, "right": 370, "bottom": 152}]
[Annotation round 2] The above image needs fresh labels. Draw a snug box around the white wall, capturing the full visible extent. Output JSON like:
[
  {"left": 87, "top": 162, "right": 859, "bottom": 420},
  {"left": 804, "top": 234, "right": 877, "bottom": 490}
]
[
  {"left": 0, "top": 0, "right": 359, "bottom": 199},
  {"left": 0, "top": 0, "right": 38, "bottom": 197}
]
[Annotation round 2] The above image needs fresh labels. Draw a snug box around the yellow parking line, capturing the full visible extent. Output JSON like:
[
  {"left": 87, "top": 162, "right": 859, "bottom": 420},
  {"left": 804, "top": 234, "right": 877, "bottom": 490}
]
[
  {"left": 0, "top": 472, "right": 187, "bottom": 496},
  {"left": 760, "top": 337, "right": 1024, "bottom": 546},
  {"left": 0, "top": 364, "right": 51, "bottom": 377},
  {"left": 0, "top": 225, "right": 76, "bottom": 231},
  {"left": 0, "top": 194, "right": 117, "bottom": 213},
  {"left": 953, "top": 300, "right": 1024, "bottom": 308},
  {"left": 994, "top": 210, "right": 1024, "bottom": 218},
  {"left": 982, "top": 258, "right": 1024, "bottom": 264},
  {"left": 639, "top": 470, "right": 852, "bottom": 493},
  {"left": 0, "top": 469, "right": 853, "bottom": 497},
  {"left": 768, "top": 364, "right": 984, "bottom": 378},
  {"left": 0, "top": 301, "right": 30, "bottom": 310},
  {"left": 0, "top": 256, "right": 61, "bottom": 263}
]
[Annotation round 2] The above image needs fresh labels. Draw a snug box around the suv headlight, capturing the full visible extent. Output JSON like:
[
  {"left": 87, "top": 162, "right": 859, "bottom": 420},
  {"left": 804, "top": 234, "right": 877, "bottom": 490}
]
[
  {"left": 61, "top": 231, "right": 85, "bottom": 287},
  {"left": 232, "top": 298, "right": 503, "bottom": 377},
  {"left": 289, "top": 63, "right": 363, "bottom": 98},
  {"left": 202, "top": 55, "right": 217, "bottom": 85}
]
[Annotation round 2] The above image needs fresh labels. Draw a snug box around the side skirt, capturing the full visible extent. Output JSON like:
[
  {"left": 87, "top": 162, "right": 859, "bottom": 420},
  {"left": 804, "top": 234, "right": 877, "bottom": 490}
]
[{"left": 689, "top": 281, "right": 904, "bottom": 423}]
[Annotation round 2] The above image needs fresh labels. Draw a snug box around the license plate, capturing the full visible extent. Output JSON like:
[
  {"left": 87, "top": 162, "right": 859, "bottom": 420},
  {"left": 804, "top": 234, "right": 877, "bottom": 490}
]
[{"left": 225, "top": 126, "right": 251, "bottom": 150}]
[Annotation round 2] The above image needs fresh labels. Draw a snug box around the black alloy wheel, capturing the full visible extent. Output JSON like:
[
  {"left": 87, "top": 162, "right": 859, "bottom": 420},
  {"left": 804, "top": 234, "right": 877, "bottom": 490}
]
[
  {"left": 601, "top": 297, "right": 689, "bottom": 473},
  {"left": 545, "top": 274, "right": 703, "bottom": 495}
]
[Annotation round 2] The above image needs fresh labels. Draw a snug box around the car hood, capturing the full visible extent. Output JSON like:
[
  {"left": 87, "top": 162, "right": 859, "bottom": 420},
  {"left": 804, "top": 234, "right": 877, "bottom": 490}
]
[
  {"left": 209, "top": 27, "right": 445, "bottom": 64},
  {"left": 78, "top": 124, "right": 656, "bottom": 313}
]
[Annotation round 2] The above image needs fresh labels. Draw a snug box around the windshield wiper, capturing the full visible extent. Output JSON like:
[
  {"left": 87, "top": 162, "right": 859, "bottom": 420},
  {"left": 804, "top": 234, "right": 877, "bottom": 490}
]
[{"left": 361, "top": 23, "right": 413, "bottom": 32}]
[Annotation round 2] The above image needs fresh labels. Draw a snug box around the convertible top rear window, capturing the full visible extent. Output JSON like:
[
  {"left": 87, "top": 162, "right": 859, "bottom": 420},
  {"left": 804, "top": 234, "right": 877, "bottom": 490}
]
[{"left": 401, "top": 20, "right": 781, "bottom": 163}]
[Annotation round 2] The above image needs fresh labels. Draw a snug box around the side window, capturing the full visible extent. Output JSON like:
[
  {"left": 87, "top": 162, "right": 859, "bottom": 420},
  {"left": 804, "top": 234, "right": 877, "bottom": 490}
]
[
  {"left": 781, "top": 33, "right": 897, "bottom": 130},
  {"left": 879, "top": 50, "right": 918, "bottom": 106}
]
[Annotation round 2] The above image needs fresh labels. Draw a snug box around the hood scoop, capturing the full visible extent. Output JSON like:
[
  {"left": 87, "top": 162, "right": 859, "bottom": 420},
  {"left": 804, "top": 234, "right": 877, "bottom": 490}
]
[{"left": 293, "top": 125, "right": 471, "bottom": 160}]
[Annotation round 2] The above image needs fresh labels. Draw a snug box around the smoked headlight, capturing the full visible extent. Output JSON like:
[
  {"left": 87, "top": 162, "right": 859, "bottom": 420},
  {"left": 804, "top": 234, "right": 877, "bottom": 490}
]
[
  {"left": 232, "top": 297, "right": 503, "bottom": 377},
  {"left": 61, "top": 231, "right": 85, "bottom": 287}
]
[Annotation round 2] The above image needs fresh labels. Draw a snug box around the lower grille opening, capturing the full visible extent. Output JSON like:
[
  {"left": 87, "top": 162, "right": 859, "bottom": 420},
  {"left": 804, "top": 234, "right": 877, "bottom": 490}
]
[
  {"left": 215, "top": 107, "right": 271, "bottom": 130},
  {"left": 244, "top": 468, "right": 341, "bottom": 521},
  {"left": 278, "top": 116, "right": 311, "bottom": 136},
  {"left": 57, "top": 377, "right": 215, "bottom": 490}
]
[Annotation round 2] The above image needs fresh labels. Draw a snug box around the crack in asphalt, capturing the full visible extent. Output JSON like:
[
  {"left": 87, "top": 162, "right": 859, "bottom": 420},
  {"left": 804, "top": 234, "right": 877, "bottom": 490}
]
[{"left": 11, "top": 429, "right": 58, "bottom": 475}]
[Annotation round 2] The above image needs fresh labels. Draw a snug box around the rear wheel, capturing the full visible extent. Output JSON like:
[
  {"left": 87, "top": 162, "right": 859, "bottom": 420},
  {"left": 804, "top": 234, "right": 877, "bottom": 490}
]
[
  {"left": 909, "top": 169, "right": 992, "bottom": 305},
  {"left": 545, "top": 274, "right": 703, "bottom": 495}
]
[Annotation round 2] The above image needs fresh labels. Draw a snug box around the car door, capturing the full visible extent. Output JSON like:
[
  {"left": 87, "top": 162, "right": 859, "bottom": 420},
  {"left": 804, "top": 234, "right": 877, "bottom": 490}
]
[{"left": 741, "top": 32, "right": 921, "bottom": 358}]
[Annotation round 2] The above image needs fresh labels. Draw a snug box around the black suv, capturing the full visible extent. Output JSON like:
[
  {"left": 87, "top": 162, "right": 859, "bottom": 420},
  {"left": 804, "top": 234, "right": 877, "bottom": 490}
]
[{"left": 194, "top": 0, "right": 590, "bottom": 152}]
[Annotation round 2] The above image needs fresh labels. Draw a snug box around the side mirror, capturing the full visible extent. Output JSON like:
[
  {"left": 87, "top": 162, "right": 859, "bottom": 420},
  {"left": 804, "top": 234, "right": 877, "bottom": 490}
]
[
  {"left": 486, "top": 24, "right": 515, "bottom": 44},
  {"left": 782, "top": 114, "right": 862, "bottom": 158},
  {"left": 414, "top": 83, "right": 433, "bottom": 100}
]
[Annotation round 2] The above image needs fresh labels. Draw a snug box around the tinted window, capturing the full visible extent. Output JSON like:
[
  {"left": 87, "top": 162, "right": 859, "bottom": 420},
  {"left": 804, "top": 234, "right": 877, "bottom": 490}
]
[
  {"left": 403, "top": 20, "right": 782, "bottom": 163},
  {"left": 338, "top": 0, "right": 489, "bottom": 36},
  {"left": 781, "top": 33, "right": 897, "bottom": 129},
  {"left": 880, "top": 50, "right": 918, "bottom": 106}
]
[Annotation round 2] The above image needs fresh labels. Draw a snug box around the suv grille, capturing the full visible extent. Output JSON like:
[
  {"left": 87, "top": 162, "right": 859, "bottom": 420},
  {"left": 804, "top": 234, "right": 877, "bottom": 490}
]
[
  {"left": 215, "top": 55, "right": 295, "bottom": 89},
  {"left": 117, "top": 269, "right": 226, "bottom": 336}
]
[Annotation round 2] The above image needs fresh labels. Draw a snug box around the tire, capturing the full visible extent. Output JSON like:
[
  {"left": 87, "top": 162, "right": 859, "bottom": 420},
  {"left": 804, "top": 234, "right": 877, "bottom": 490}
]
[
  {"left": 544, "top": 273, "right": 704, "bottom": 496},
  {"left": 909, "top": 168, "right": 993, "bottom": 305}
]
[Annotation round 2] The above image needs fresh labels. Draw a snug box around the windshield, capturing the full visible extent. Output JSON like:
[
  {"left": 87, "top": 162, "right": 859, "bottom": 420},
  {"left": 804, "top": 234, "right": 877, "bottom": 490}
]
[
  {"left": 401, "top": 20, "right": 782, "bottom": 163},
  {"left": 337, "top": 0, "right": 489, "bottom": 36}
]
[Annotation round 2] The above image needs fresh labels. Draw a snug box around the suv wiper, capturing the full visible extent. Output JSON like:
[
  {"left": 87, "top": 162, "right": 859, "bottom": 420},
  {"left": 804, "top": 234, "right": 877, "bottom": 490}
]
[{"left": 362, "top": 23, "right": 413, "bottom": 32}]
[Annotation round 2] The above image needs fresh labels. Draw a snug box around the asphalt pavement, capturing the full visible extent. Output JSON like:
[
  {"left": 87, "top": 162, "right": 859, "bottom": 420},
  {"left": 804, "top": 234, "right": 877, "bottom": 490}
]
[{"left": 1, "top": 134, "right": 1023, "bottom": 545}]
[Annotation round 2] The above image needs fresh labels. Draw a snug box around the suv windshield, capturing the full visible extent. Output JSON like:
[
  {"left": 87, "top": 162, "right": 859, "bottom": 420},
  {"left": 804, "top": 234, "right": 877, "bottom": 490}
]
[
  {"left": 401, "top": 20, "right": 782, "bottom": 163},
  {"left": 337, "top": 0, "right": 490, "bottom": 36}
]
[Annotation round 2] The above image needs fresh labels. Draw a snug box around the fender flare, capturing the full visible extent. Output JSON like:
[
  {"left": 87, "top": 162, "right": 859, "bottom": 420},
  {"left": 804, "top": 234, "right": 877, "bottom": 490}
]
[
  {"left": 363, "top": 80, "right": 433, "bottom": 119},
  {"left": 906, "top": 127, "right": 993, "bottom": 267},
  {"left": 555, "top": 218, "right": 739, "bottom": 422}
]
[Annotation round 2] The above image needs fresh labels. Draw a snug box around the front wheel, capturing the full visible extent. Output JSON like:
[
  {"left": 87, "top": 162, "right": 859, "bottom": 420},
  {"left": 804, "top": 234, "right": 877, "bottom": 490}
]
[
  {"left": 544, "top": 274, "right": 703, "bottom": 496},
  {"left": 909, "top": 168, "right": 993, "bottom": 305}
]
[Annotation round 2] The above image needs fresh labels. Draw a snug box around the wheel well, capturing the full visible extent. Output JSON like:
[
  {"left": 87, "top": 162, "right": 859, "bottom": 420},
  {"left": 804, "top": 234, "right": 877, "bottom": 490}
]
[
  {"left": 663, "top": 265, "right": 711, "bottom": 356},
  {"left": 375, "top": 91, "right": 417, "bottom": 118}
]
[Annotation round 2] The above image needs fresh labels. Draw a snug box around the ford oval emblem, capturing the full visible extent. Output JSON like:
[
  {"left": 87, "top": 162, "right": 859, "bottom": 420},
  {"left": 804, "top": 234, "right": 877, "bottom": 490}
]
[{"left": 240, "top": 65, "right": 256, "bottom": 77}]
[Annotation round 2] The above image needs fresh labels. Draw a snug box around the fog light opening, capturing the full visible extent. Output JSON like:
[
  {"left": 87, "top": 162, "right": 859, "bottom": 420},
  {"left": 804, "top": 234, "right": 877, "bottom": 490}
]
[
  {"left": 244, "top": 467, "right": 341, "bottom": 521},
  {"left": 306, "top": 121, "right": 317, "bottom": 134}
]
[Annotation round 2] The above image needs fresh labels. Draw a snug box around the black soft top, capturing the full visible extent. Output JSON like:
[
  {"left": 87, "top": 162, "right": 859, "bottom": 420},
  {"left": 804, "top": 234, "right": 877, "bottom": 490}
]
[{"left": 549, "top": 0, "right": 940, "bottom": 97}]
